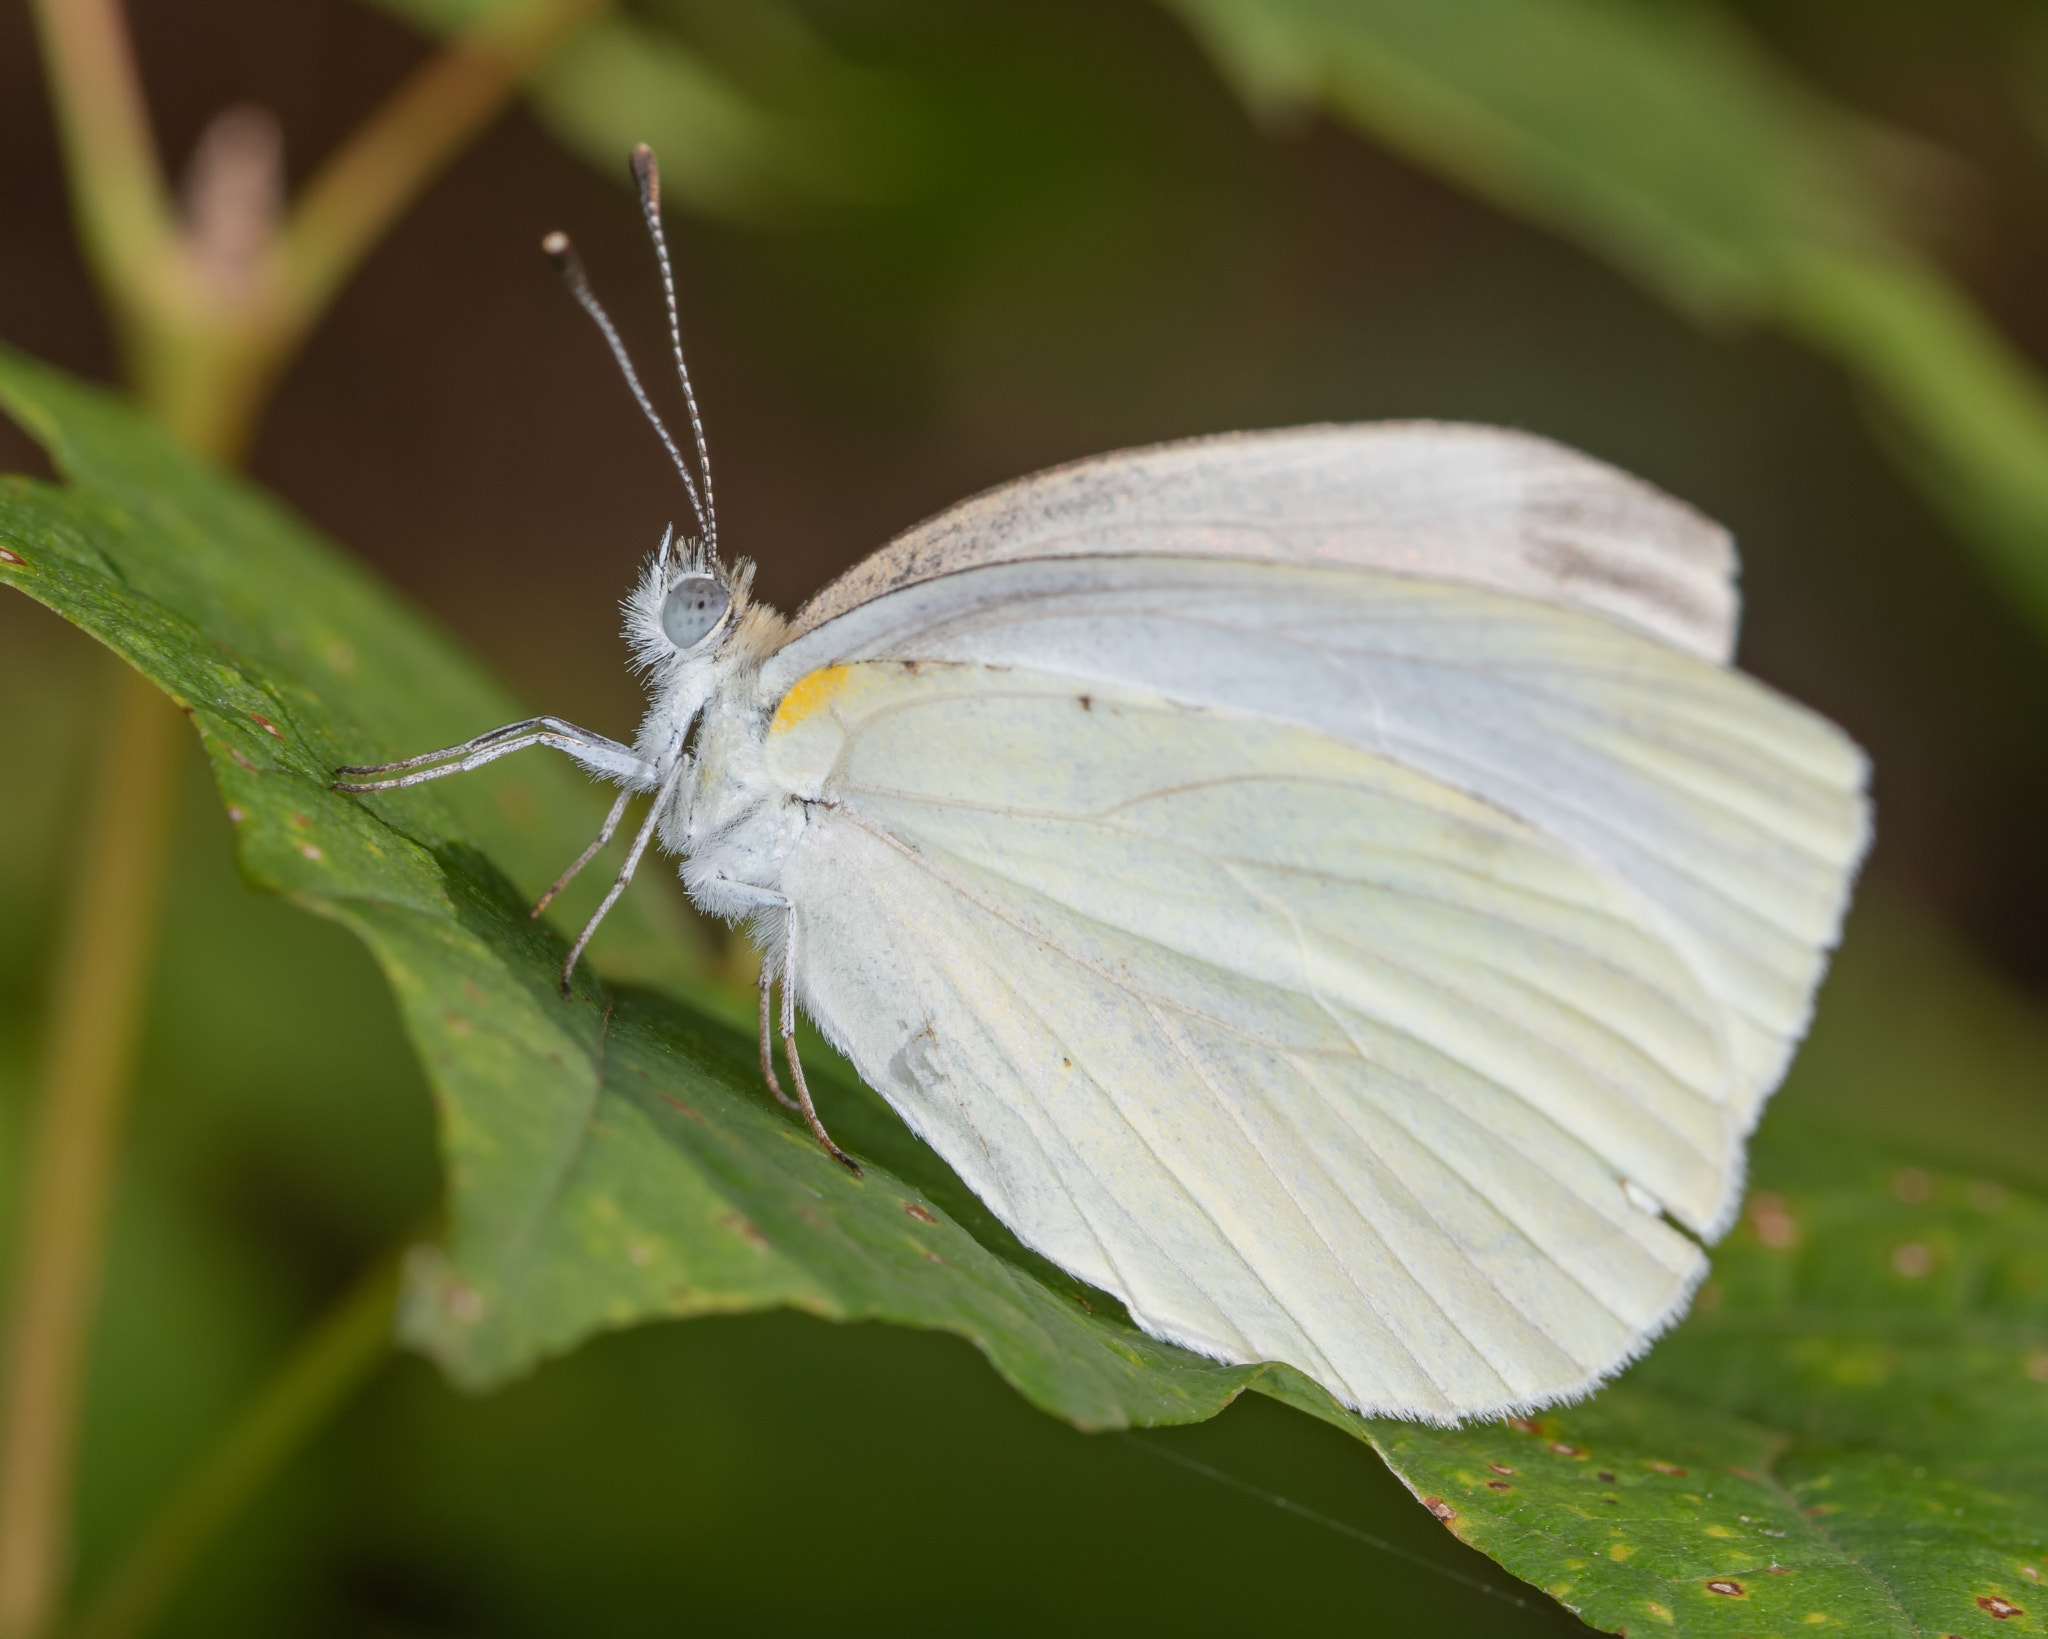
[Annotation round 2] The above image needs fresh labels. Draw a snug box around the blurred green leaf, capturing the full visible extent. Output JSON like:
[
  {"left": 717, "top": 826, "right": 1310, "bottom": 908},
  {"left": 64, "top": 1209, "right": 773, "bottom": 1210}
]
[
  {"left": 1163, "top": 0, "right": 2048, "bottom": 648},
  {"left": 368, "top": 0, "right": 906, "bottom": 217}
]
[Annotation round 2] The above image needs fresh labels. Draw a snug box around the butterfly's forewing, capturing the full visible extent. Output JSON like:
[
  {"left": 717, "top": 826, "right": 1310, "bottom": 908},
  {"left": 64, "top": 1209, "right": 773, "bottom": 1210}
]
[
  {"left": 790, "top": 423, "right": 1738, "bottom": 662},
  {"left": 766, "top": 663, "right": 1723, "bottom": 1419}
]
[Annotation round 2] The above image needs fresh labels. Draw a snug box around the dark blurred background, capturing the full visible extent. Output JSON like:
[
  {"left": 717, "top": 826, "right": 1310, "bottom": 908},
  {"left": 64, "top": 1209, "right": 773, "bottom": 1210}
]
[{"left": 6, "top": 0, "right": 2048, "bottom": 1632}]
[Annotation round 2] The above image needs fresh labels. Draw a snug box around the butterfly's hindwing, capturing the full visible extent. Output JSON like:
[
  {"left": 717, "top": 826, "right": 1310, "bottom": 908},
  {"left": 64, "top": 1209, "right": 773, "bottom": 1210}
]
[{"left": 766, "top": 662, "right": 1733, "bottom": 1419}]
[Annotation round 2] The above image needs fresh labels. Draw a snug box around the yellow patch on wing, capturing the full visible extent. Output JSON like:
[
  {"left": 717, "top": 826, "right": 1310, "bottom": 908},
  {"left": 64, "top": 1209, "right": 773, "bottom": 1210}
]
[{"left": 770, "top": 664, "right": 855, "bottom": 736}]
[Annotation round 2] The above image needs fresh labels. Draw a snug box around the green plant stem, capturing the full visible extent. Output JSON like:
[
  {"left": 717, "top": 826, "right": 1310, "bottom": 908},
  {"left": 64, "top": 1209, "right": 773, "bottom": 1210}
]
[
  {"left": 23, "top": 0, "right": 178, "bottom": 349},
  {"left": 3, "top": 0, "right": 614, "bottom": 1631},
  {"left": 66, "top": 1250, "right": 407, "bottom": 1639},
  {"left": 153, "top": 0, "right": 615, "bottom": 459},
  {"left": 0, "top": 670, "right": 185, "bottom": 1639}
]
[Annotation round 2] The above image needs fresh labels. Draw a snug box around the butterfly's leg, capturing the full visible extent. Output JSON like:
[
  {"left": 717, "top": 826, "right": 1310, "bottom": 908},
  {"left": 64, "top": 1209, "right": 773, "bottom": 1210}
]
[
  {"left": 556, "top": 757, "right": 686, "bottom": 995},
  {"left": 776, "top": 905, "right": 862, "bottom": 1177},
  {"left": 531, "top": 788, "right": 632, "bottom": 918},
  {"left": 757, "top": 959, "right": 799, "bottom": 1111},
  {"left": 333, "top": 719, "right": 653, "bottom": 793}
]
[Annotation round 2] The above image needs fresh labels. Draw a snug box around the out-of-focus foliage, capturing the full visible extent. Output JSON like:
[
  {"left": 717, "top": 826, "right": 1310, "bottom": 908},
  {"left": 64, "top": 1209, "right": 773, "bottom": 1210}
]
[
  {"left": 366, "top": 0, "right": 908, "bottom": 216},
  {"left": 1161, "top": 0, "right": 2048, "bottom": 651}
]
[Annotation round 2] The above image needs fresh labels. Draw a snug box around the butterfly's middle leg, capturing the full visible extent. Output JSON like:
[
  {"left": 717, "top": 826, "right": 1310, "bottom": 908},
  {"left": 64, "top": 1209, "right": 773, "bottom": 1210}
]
[{"left": 712, "top": 880, "right": 861, "bottom": 1176}]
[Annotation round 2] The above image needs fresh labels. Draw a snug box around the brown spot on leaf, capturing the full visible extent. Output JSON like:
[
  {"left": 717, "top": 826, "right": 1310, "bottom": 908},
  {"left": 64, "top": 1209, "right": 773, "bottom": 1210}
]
[
  {"left": 249, "top": 711, "right": 283, "bottom": 739},
  {"left": 1750, "top": 1193, "right": 1798, "bottom": 1249},
  {"left": 1891, "top": 1241, "right": 1936, "bottom": 1278},
  {"left": 1508, "top": 1418, "right": 1542, "bottom": 1435},
  {"left": 1488, "top": 1463, "right": 1515, "bottom": 1476},
  {"left": 0, "top": 546, "right": 24, "bottom": 565},
  {"left": 1487, "top": 1481, "right": 1511, "bottom": 1491},
  {"left": 444, "top": 1013, "right": 473, "bottom": 1036},
  {"left": 1422, "top": 1497, "right": 1456, "bottom": 1523},
  {"left": 1765, "top": 1564, "right": 1791, "bottom": 1575},
  {"left": 659, "top": 1095, "right": 706, "bottom": 1124},
  {"left": 228, "top": 746, "right": 259, "bottom": 772},
  {"left": 2022, "top": 1566, "right": 2042, "bottom": 1582},
  {"left": 903, "top": 1202, "right": 937, "bottom": 1223},
  {"left": 1598, "top": 1471, "right": 1617, "bottom": 1483},
  {"left": 445, "top": 1283, "right": 484, "bottom": 1324},
  {"left": 1891, "top": 1167, "right": 1934, "bottom": 1204},
  {"left": 1706, "top": 1580, "right": 1745, "bottom": 1597},
  {"left": 2025, "top": 1354, "right": 2048, "bottom": 1384},
  {"left": 1551, "top": 1443, "right": 1586, "bottom": 1458},
  {"left": 921, "top": 1249, "right": 943, "bottom": 1265},
  {"left": 225, "top": 805, "right": 245, "bottom": 823},
  {"left": 1648, "top": 1461, "right": 1689, "bottom": 1477},
  {"left": 719, "top": 1213, "right": 769, "bottom": 1251},
  {"left": 295, "top": 842, "right": 323, "bottom": 861},
  {"left": 1979, "top": 1596, "right": 2024, "bottom": 1619},
  {"left": 1072, "top": 1292, "right": 1094, "bottom": 1314}
]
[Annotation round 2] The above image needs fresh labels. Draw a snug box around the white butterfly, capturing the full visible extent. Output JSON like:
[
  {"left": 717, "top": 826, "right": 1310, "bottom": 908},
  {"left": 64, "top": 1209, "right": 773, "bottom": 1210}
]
[{"left": 338, "top": 148, "right": 1869, "bottom": 1423}]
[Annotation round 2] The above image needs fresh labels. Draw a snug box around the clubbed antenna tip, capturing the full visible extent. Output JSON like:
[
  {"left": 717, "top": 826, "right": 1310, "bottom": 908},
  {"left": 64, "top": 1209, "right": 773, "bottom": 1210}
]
[
  {"left": 539, "top": 223, "right": 710, "bottom": 539},
  {"left": 630, "top": 144, "right": 660, "bottom": 210}
]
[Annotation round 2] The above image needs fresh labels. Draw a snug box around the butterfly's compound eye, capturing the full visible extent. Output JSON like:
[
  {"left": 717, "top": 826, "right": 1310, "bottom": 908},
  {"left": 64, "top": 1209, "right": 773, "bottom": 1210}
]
[{"left": 661, "top": 574, "right": 731, "bottom": 650}]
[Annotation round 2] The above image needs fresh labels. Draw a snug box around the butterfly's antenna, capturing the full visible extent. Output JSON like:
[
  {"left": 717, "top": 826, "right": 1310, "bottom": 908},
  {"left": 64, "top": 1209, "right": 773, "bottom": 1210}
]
[
  {"left": 541, "top": 229, "right": 710, "bottom": 543},
  {"left": 629, "top": 145, "right": 718, "bottom": 565}
]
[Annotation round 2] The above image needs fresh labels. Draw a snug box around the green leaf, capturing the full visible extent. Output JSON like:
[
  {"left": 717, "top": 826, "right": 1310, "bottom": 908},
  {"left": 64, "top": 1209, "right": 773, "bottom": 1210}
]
[
  {"left": 367, "top": 0, "right": 907, "bottom": 217},
  {"left": 1324, "top": 1126, "right": 2048, "bottom": 1634},
  {"left": 0, "top": 344, "right": 1260, "bottom": 1426},
  {"left": 1161, "top": 0, "right": 2048, "bottom": 649}
]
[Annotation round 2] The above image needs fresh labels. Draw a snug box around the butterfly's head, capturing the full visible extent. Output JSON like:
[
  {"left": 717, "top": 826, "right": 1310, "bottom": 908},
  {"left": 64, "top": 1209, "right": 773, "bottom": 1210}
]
[{"left": 624, "top": 525, "right": 781, "bottom": 704}]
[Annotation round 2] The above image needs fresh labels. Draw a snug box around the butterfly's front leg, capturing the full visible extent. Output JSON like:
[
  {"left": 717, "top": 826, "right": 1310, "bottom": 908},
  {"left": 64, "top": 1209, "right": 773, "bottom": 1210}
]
[{"left": 333, "top": 716, "right": 657, "bottom": 792}]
